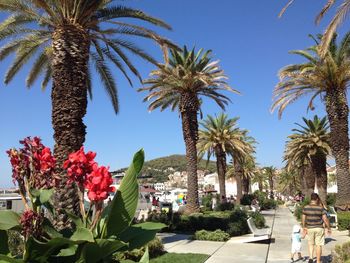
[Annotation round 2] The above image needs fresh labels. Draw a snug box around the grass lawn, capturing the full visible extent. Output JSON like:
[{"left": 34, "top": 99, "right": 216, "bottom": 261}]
[{"left": 149, "top": 253, "right": 209, "bottom": 263}]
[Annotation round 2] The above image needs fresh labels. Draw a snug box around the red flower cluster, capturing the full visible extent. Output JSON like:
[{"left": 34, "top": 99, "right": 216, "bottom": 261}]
[
  {"left": 34, "top": 147, "right": 56, "bottom": 173},
  {"left": 63, "top": 147, "right": 115, "bottom": 202},
  {"left": 63, "top": 147, "right": 97, "bottom": 186},
  {"left": 19, "top": 210, "right": 43, "bottom": 239},
  {"left": 85, "top": 166, "right": 115, "bottom": 202},
  {"left": 7, "top": 149, "right": 28, "bottom": 185},
  {"left": 7, "top": 137, "right": 57, "bottom": 190}
]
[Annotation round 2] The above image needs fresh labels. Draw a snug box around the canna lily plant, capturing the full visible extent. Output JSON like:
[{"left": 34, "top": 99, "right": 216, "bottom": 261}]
[{"left": 0, "top": 137, "right": 163, "bottom": 263}]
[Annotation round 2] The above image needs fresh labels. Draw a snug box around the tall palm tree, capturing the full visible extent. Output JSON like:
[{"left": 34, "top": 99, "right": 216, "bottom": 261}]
[
  {"left": 263, "top": 166, "right": 277, "bottom": 199},
  {"left": 197, "top": 113, "right": 253, "bottom": 200},
  {"left": 227, "top": 135, "right": 256, "bottom": 204},
  {"left": 139, "top": 47, "right": 238, "bottom": 213},
  {"left": 0, "top": 0, "right": 174, "bottom": 227},
  {"left": 251, "top": 168, "right": 268, "bottom": 192},
  {"left": 272, "top": 33, "right": 350, "bottom": 209},
  {"left": 284, "top": 116, "right": 331, "bottom": 201},
  {"left": 277, "top": 169, "right": 300, "bottom": 197},
  {"left": 241, "top": 156, "right": 257, "bottom": 194},
  {"left": 280, "top": 0, "right": 350, "bottom": 55}
]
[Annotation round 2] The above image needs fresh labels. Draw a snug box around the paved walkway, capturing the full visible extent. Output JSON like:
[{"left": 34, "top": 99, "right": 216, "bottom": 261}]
[{"left": 158, "top": 207, "right": 349, "bottom": 263}]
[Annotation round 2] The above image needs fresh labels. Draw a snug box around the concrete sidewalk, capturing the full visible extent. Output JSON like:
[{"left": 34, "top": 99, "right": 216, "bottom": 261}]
[
  {"left": 158, "top": 207, "right": 349, "bottom": 263},
  {"left": 266, "top": 207, "right": 349, "bottom": 263}
]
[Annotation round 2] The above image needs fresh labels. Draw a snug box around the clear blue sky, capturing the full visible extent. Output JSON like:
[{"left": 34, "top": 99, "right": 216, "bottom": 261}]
[{"left": 0, "top": 1, "right": 346, "bottom": 187}]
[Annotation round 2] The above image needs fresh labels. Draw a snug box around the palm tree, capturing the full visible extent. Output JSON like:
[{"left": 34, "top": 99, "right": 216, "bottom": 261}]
[
  {"left": 139, "top": 47, "right": 238, "bottom": 213},
  {"left": 263, "top": 166, "right": 277, "bottom": 199},
  {"left": 272, "top": 33, "right": 350, "bottom": 209},
  {"left": 227, "top": 135, "right": 256, "bottom": 204},
  {"left": 241, "top": 156, "right": 257, "bottom": 194},
  {"left": 284, "top": 116, "right": 331, "bottom": 201},
  {"left": 0, "top": 0, "right": 174, "bottom": 226},
  {"left": 251, "top": 168, "right": 268, "bottom": 192},
  {"left": 197, "top": 114, "right": 253, "bottom": 200},
  {"left": 277, "top": 169, "right": 300, "bottom": 197},
  {"left": 279, "top": 0, "right": 350, "bottom": 55}
]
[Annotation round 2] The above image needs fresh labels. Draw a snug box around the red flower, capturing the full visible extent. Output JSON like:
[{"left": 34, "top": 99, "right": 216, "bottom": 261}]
[
  {"left": 63, "top": 147, "right": 97, "bottom": 186},
  {"left": 34, "top": 147, "right": 56, "bottom": 172},
  {"left": 85, "top": 166, "right": 115, "bottom": 202},
  {"left": 19, "top": 210, "right": 43, "bottom": 239}
]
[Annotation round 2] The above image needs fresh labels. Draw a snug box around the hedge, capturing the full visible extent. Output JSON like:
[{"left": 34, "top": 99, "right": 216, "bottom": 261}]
[{"left": 338, "top": 212, "right": 350, "bottom": 231}]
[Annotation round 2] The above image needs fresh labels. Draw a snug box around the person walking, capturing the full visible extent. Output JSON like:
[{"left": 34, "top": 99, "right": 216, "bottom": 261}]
[{"left": 302, "top": 193, "right": 331, "bottom": 263}]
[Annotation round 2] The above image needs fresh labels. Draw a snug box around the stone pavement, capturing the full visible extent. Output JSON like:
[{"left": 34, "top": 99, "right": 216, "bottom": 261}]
[{"left": 158, "top": 207, "right": 349, "bottom": 263}]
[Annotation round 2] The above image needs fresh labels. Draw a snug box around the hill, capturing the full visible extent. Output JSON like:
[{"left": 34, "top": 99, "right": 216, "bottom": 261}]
[{"left": 119, "top": 155, "right": 217, "bottom": 183}]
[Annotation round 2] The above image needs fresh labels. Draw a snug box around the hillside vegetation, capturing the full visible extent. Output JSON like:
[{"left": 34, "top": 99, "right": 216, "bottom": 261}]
[{"left": 130, "top": 155, "right": 217, "bottom": 183}]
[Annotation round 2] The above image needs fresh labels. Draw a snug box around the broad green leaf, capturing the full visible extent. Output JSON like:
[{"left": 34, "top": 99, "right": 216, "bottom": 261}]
[
  {"left": 24, "top": 237, "right": 76, "bottom": 262},
  {"left": 139, "top": 246, "right": 149, "bottom": 263},
  {"left": 80, "top": 239, "right": 127, "bottom": 263},
  {"left": 42, "top": 218, "right": 62, "bottom": 238},
  {"left": 0, "top": 211, "right": 20, "bottom": 230},
  {"left": 66, "top": 211, "right": 83, "bottom": 228},
  {"left": 0, "top": 255, "right": 23, "bottom": 263},
  {"left": 58, "top": 245, "right": 78, "bottom": 257},
  {"left": 105, "top": 149, "right": 144, "bottom": 238},
  {"left": 119, "top": 222, "right": 165, "bottom": 251},
  {"left": 71, "top": 227, "right": 94, "bottom": 243},
  {"left": 0, "top": 230, "right": 9, "bottom": 255},
  {"left": 39, "top": 189, "right": 54, "bottom": 204}
]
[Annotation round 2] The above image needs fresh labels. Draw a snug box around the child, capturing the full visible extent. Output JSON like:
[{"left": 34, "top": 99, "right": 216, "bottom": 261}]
[{"left": 291, "top": 224, "right": 303, "bottom": 262}]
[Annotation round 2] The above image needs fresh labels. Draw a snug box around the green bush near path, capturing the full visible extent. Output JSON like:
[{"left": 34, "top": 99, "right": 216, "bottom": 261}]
[
  {"left": 337, "top": 212, "right": 350, "bottom": 231},
  {"left": 149, "top": 253, "right": 209, "bottom": 263},
  {"left": 332, "top": 240, "right": 350, "bottom": 263},
  {"left": 193, "top": 229, "right": 230, "bottom": 241}
]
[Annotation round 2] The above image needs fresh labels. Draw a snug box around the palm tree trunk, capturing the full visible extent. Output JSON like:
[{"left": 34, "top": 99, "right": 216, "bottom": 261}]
[
  {"left": 234, "top": 159, "right": 243, "bottom": 204},
  {"left": 269, "top": 176, "right": 274, "bottom": 199},
  {"left": 242, "top": 177, "right": 250, "bottom": 194},
  {"left": 258, "top": 181, "right": 263, "bottom": 192},
  {"left": 303, "top": 163, "right": 316, "bottom": 199},
  {"left": 325, "top": 90, "right": 350, "bottom": 210},
  {"left": 180, "top": 94, "right": 200, "bottom": 214},
  {"left": 299, "top": 167, "right": 308, "bottom": 195},
  {"left": 214, "top": 146, "right": 227, "bottom": 201},
  {"left": 51, "top": 24, "right": 90, "bottom": 229},
  {"left": 311, "top": 154, "right": 328, "bottom": 204}
]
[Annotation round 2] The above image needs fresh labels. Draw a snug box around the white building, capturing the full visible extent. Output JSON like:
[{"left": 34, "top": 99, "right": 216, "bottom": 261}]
[{"left": 154, "top": 183, "right": 166, "bottom": 191}]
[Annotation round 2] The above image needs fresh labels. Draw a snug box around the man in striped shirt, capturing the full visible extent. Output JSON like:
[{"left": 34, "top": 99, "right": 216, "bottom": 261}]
[{"left": 302, "top": 193, "right": 331, "bottom": 263}]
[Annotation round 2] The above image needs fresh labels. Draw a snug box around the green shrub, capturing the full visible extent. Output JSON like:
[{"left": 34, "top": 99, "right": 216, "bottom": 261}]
[
  {"left": 114, "top": 237, "right": 165, "bottom": 261},
  {"left": 147, "top": 210, "right": 171, "bottom": 224},
  {"left": 253, "top": 190, "right": 268, "bottom": 204},
  {"left": 193, "top": 229, "right": 230, "bottom": 242},
  {"left": 227, "top": 220, "right": 249, "bottom": 236},
  {"left": 201, "top": 194, "right": 213, "bottom": 210},
  {"left": 250, "top": 212, "right": 266, "bottom": 228},
  {"left": 332, "top": 241, "right": 350, "bottom": 263},
  {"left": 338, "top": 212, "right": 350, "bottom": 231},
  {"left": 240, "top": 194, "right": 254, "bottom": 205},
  {"left": 260, "top": 199, "right": 277, "bottom": 210},
  {"left": 326, "top": 193, "right": 337, "bottom": 206},
  {"left": 214, "top": 202, "right": 234, "bottom": 211}
]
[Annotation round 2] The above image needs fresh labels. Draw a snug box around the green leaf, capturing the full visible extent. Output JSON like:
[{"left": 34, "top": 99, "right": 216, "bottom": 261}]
[
  {"left": 0, "top": 211, "right": 20, "bottom": 230},
  {"left": 139, "top": 246, "right": 149, "bottom": 263},
  {"left": 57, "top": 245, "right": 78, "bottom": 257},
  {"left": 39, "top": 189, "right": 53, "bottom": 204},
  {"left": 104, "top": 149, "right": 144, "bottom": 238},
  {"left": 66, "top": 211, "right": 84, "bottom": 228},
  {"left": 119, "top": 222, "right": 165, "bottom": 251},
  {"left": 0, "top": 230, "right": 9, "bottom": 255},
  {"left": 24, "top": 237, "right": 77, "bottom": 262},
  {"left": 71, "top": 228, "right": 94, "bottom": 243},
  {"left": 42, "top": 218, "right": 62, "bottom": 238},
  {"left": 0, "top": 255, "right": 23, "bottom": 263},
  {"left": 80, "top": 239, "right": 127, "bottom": 263}
]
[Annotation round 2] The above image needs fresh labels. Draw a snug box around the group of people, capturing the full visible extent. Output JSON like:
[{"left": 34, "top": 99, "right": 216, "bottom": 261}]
[{"left": 291, "top": 193, "right": 331, "bottom": 263}]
